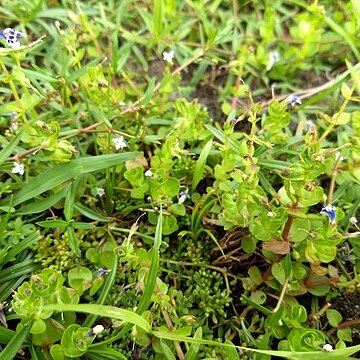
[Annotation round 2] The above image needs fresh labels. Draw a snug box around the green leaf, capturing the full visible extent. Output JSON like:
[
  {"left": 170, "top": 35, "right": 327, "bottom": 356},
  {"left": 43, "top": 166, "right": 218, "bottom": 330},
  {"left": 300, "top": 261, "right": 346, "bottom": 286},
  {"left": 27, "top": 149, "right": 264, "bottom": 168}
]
[
  {"left": 42, "top": 304, "right": 151, "bottom": 333},
  {"left": 184, "top": 327, "right": 202, "bottom": 360},
  {"left": 1, "top": 152, "right": 138, "bottom": 207},
  {"left": 72, "top": 222, "right": 95, "bottom": 230},
  {"left": 17, "top": 186, "right": 69, "bottom": 215},
  {"left": 0, "top": 319, "right": 33, "bottom": 360},
  {"left": 326, "top": 309, "right": 342, "bottom": 327},
  {"left": 68, "top": 266, "right": 93, "bottom": 295},
  {"left": 2, "top": 231, "right": 42, "bottom": 264},
  {"left": 223, "top": 340, "right": 240, "bottom": 360},
  {"left": 87, "top": 346, "right": 128, "bottom": 360},
  {"left": 140, "top": 78, "right": 156, "bottom": 106},
  {"left": 74, "top": 203, "right": 112, "bottom": 222},
  {"left": 36, "top": 219, "right": 69, "bottom": 228},
  {"left": 153, "top": 330, "right": 360, "bottom": 359},
  {"left": 90, "top": 105, "right": 112, "bottom": 129},
  {"left": 0, "top": 327, "right": 16, "bottom": 345},
  {"left": 337, "top": 328, "right": 352, "bottom": 342},
  {"left": 192, "top": 139, "right": 212, "bottom": 191},
  {"left": 153, "top": 0, "right": 163, "bottom": 40},
  {"left": 325, "top": 16, "right": 360, "bottom": 61},
  {"left": 0, "top": 129, "right": 23, "bottom": 166},
  {"left": 160, "top": 340, "right": 176, "bottom": 360},
  {"left": 67, "top": 226, "right": 81, "bottom": 257}
]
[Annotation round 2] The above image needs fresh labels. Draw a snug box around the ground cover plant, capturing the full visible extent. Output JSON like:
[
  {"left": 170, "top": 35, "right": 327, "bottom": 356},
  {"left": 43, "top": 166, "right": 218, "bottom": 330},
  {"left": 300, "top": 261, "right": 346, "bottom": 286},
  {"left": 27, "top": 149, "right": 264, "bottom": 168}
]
[{"left": 1, "top": 0, "right": 360, "bottom": 359}]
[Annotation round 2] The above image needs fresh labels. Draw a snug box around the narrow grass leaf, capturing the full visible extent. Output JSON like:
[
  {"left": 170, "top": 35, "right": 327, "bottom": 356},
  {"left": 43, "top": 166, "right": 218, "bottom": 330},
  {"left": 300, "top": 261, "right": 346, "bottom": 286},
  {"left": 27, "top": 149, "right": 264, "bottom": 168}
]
[
  {"left": 64, "top": 181, "right": 76, "bottom": 221},
  {"left": 36, "top": 220, "right": 68, "bottom": 228},
  {"left": 325, "top": 16, "right": 360, "bottom": 61},
  {"left": 0, "top": 276, "right": 29, "bottom": 302},
  {"left": 87, "top": 347, "right": 127, "bottom": 360},
  {"left": 136, "top": 208, "right": 162, "bottom": 314},
  {"left": 0, "top": 327, "right": 16, "bottom": 345},
  {"left": 140, "top": 78, "right": 156, "bottom": 106},
  {"left": 205, "top": 124, "right": 244, "bottom": 156},
  {"left": 42, "top": 304, "right": 151, "bottom": 333},
  {"left": 192, "top": 139, "right": 212, "bottom": 191},
  {"left": 1, "top": 152, "right": 138, "bottom": 207},
  {"left": 0, "top": 260, "right": 38, "bottom": 283},
  {"left": 184, "top": 327, "right": 202, "bottom": 360},
  {"left": 17, "top": 186, "right": 69, "bottom": 215},
  {"left": 153, "top": 0, "right": 163, "bottom": 40},
  {"left": 74, "top": 203, "right": 112, "bottom": 222},
  {"left": 2, "top": 232, "right": 42, "bottom": 264},
  {"left": 0, "top": 130, "right": 23, "bottom": 166},
  {"left": 153, "top": 331, "right": 360, "bottom": 359},
  {"left": 67, "top": 226, "right": 81, "bottom": 257},
  {"left": 0, "top": 319, "right": 33, "bottom": 360},
  {"left": 160, "top": 340, "right": 176, "bottom": 360},
  {"left": 91, "top": 105, "right": 112, "bottom": 129},
  {"left": 66, "top": 58, "right": 102, "bottom": 83}
]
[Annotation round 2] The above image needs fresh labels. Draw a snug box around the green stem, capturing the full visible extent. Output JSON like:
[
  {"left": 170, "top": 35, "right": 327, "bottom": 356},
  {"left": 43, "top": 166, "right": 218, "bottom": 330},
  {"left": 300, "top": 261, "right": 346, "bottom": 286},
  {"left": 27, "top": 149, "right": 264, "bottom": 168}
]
[
  {"left": 319, "top": 83, "right": 356, "bottom": 143},
  {"left": 0, "top": 57, "right": 29, "bottom": 125}
]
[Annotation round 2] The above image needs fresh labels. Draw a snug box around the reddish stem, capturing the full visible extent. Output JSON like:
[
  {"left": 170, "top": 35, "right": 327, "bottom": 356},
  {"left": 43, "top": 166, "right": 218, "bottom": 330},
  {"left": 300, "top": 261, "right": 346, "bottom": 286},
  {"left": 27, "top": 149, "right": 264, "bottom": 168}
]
[{"left": 282, "top": 215, "right": 293, "bottom": 242}]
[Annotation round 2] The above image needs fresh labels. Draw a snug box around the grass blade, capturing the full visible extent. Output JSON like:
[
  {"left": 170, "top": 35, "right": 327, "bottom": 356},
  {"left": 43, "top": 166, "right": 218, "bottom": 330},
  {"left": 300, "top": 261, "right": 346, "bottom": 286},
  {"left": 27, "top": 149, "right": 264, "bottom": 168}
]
[
  {"left": 0, "top": 260, "right": 39, "bottom": 283},
  {"left": 0, "top": 129, "right": 23, "bottom": 166},
  {"left": 0, "top": 327, "right": 16, "bottom": 345},
  {"left": 1, "top": 152, "right": 138, "bottom": 207},
  {"left": 74, "top": 203, "right": 112, "bottom": 222},
  {"left": 160, "top": 340, "right": 176, "bottom": 360},
  {"left": 153, "top": 331, "right": 360, "bottom": 359},
  {"left": 42, "top": 304, "right": 151, "bottom": 333},
  {"left": 67, "top": 226, "right": 81, "bottom": 257},
  {"left": 192, "top": 139, "right": 212, "bottom": 191},
  {"left": 0, "top": 319, "right": 33, "bottom": 360},
  {"left": 2, "top": 231, "right": 42, "bottom": 264},
  {"left": 325, "top": 16, "right": 360, "bottom": 61},
  {"left": 184, "top": 327, "right": 202, "bottom": 360},
  {"left": 17, "top": 186, "right": 70, "bottom": 215}
]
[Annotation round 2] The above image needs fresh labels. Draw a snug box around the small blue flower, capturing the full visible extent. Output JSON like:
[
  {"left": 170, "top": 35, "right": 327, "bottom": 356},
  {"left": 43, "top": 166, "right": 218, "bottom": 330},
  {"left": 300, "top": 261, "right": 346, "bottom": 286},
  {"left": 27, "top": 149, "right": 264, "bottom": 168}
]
[
  {"left": 284, "top": 94, "right": 302, "bottom": 107},
  {"left": 320, "top": 204, "right": 336, "bottom": 225},
  {"left": 0, "top": 28, "right": 25, "bottom": 49},
  {"left": 178, "top": 188, "right": 190, "bottom": 204},
  {"left": 96, "top": 268, "right": 111, "bottom": 277}
]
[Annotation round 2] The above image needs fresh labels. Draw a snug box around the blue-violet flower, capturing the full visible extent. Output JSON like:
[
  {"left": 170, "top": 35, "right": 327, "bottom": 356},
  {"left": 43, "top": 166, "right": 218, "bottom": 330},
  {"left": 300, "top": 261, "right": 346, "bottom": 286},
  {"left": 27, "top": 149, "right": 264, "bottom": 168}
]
[
  {"left": 0, "top": 28, "right": 25, "bottom": 49},
  {"left": 320, "top": 204, "right": 336, "bottom": 225}
]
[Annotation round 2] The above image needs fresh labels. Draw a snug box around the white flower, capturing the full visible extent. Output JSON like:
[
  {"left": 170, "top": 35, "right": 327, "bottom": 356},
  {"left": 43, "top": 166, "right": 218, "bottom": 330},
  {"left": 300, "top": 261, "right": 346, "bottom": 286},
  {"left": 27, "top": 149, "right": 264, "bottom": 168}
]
[
  {"left": 96, "top": 188, "right": 105, "bottom": 197},
  {"left": 266, "top": 50, "right": 280, "bottom": 71},
  {"left": 163, "top": 49, "right": 175, "bottom": 63},
  {"left": 284, "top": 94, "right": 302, "bottom": 107},
  {"left": 321, "top": 343, "right": 333, "bottom": 352},
  {"left": 179, "top": 189, "right": 190, "bottom": 204},
  {"left": 145, "top": 170, "right": 154, "bottom": 177},
  {"left": 11, "top": 162, "right": 24, "bottom": 175},
  {"left": 306, "top": 120, "right": 315, "bottom": 131},
  {"left": 350, "top": 217, "right": 358, "bottom": 225},
  {"left": 87, "top": 324, "right": 104, "bottom": 336},
  {"left": 112, "top": 136, "right": 127, "bottom": 150}
]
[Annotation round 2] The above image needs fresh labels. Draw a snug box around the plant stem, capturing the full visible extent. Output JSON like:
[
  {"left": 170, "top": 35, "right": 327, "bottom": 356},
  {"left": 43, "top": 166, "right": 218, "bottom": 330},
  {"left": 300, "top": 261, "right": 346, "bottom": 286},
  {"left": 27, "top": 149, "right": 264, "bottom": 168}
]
[
  {"left": 319, "top": 82, "right": 355, "bottom": 143},
  {"left": 272, "top": 277, "right": 289, "bottom": 313},
  {"left": 0, "top": 57, "right": 29, "bottom": 125},
  {"left": 282, "top": 215, "right": 293, "bottom": 242},
  {"left": 327, "top": 153, "right": 342, "bottom": 205}
]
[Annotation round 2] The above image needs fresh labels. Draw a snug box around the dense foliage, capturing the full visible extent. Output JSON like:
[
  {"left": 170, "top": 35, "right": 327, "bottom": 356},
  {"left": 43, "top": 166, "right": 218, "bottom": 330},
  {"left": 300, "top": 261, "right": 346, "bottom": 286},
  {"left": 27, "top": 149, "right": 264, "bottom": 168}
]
[{"left": 1, "top": 1, "right": 360, "bottom": 359}]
